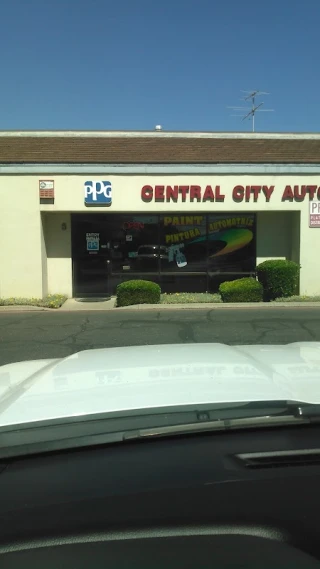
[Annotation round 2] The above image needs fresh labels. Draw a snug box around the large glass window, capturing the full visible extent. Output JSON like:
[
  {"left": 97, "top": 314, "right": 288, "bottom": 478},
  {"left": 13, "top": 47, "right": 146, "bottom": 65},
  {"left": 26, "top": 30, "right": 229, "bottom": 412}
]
[
  {"left": 159, "top": 214, "right": 207, "bottom": 273},
  {"left": 207, "top": 214, "right": 256, "bottom": 274},
  {"left": 72, "top": 213, "right": 256, "bottom": 294},
  {"left": 107, "top": 215, "right": 159, "bottom": 274}
]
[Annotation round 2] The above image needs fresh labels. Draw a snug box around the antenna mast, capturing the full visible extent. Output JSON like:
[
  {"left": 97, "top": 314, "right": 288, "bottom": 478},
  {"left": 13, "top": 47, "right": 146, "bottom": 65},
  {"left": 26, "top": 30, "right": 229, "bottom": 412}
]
[{"left": 227, "top": 90, "right": 274, "bottom": 132}]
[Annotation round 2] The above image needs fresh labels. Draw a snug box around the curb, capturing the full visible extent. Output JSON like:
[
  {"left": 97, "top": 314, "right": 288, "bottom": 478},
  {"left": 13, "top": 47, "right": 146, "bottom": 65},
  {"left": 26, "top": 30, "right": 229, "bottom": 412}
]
[
  {"left": 2, "top": 302, "right": 320, "bottom": 313},
  {"left": 59, "top": 302, "right": 320, "bottom": 312},
  {"left": 114, "top": 302, "right": 320, "bottom": 311}
]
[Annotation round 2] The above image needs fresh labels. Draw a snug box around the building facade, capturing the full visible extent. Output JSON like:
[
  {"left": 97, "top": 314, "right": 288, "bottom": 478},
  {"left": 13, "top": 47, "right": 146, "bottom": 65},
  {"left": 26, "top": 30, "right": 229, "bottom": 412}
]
[{"left": 1, "top": 131, "right": 320, "bottom": 298}]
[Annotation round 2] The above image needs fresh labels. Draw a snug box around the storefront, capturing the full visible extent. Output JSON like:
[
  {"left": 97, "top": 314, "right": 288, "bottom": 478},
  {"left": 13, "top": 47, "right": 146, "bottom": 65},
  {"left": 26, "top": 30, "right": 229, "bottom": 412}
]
[
  {"left": 71, "top": 212, "right": 256, "bottom": 296},
  {"left": 0, "top": 131, "right": 319, "bottom": 298}
]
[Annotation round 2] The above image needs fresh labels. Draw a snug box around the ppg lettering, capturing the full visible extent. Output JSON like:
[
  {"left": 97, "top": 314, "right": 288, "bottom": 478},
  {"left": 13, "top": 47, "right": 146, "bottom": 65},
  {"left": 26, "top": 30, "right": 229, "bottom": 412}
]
[{"left": 84, "top": 181, "right": 112, "bottom": 205}]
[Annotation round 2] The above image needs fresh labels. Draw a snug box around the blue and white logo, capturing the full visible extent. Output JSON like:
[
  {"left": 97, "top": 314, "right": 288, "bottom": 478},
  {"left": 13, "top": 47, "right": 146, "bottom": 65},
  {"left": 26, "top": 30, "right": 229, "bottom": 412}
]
[{"left": 84, "top": 181, "right": 112, "bottom": 206}]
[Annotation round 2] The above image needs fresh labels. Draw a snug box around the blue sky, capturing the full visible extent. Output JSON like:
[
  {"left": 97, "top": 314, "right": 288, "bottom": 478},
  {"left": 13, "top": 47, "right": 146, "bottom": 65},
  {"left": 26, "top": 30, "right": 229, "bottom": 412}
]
[{"left": 0, "top": 0, "right": 318, "bottom": 132}]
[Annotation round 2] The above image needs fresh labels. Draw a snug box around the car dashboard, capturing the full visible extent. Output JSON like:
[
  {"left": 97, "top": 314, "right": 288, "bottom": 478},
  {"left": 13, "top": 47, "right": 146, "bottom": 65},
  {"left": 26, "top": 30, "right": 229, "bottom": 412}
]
[{"left": 1, "top": 424, "right": 320, "bottom": 568}]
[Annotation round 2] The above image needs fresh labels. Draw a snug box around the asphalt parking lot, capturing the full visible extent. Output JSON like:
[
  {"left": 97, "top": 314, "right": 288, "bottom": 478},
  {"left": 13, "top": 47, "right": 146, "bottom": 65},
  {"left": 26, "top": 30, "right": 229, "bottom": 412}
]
[{"left": 1, "top": 306, "right": 320, "bottom": 365}]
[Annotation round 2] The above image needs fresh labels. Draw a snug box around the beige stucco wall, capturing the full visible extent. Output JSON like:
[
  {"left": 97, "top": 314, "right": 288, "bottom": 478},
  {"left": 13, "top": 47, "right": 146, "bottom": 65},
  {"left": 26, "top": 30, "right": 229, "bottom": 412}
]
[
  {"left": 1, "top": 173, "right": 319, "bottom": 297},
  {"left": 40, "top": 214, "right": 48, "bottom": 297},
  {"left": 0, "top": 177, "right": 45, "bottom": 298},
  {"left": 298, "top": 213, "right": 319, "bottom": 295},
  {"left": 256, "top": 211, "right": 293, "bottom": 264},
  {"left": 43, "top": 213, "right": 72, "bottom": 297},
  {"left": 39, "top": 174, "right": 313, "bottom": 213}
]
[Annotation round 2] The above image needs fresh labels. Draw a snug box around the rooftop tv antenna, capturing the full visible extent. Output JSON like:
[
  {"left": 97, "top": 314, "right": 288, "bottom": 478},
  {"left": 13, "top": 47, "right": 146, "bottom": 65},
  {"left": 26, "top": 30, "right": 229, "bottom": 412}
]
[{"left": 227, "top": 90, "right": 274, "bottom": 132}]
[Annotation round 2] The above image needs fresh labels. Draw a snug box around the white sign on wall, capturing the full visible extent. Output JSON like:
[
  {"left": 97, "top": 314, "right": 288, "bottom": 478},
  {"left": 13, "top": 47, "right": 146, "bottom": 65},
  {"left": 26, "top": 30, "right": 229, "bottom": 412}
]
[
  {"left": 309, "top": 202, "right": 320, "bottom": 228},
  {"left": 39, "top": 180, "right": 54, "bottom": 190}
]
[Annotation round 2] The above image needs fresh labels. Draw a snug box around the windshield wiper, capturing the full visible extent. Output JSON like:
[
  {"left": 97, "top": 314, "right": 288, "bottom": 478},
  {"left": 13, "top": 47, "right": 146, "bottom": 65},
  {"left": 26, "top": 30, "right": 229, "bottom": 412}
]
[
  {"left": 126, "top": 401, "right": 320, "bottom": 440},
  {"left": 289, "top": 403, "right": 320, "bottom": 420},
  {"left": 1, "top": 400, "right": 320, "bottom": 459},
  {"left": 126, "top": 402, "right": 320, "bottom": 441}
]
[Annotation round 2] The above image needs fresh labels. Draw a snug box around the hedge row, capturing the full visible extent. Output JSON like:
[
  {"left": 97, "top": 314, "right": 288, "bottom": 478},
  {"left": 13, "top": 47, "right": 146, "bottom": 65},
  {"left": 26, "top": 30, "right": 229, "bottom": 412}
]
[
  {"left": 115, "top": 261, "right": 300, "bottom": 306},
  {"left": 218, "top": 260, "right": 300, "bottom": 303}
]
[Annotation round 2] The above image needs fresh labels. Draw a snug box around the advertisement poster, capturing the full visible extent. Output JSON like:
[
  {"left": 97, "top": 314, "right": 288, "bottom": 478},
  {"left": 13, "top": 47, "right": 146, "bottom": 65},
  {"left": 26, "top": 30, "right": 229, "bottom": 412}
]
[
  {"left": 86, "top": 232, "right": 100, "bottom": 251},
  {"left": 159, "top": 214, "right": 256, "bottom": 272}
]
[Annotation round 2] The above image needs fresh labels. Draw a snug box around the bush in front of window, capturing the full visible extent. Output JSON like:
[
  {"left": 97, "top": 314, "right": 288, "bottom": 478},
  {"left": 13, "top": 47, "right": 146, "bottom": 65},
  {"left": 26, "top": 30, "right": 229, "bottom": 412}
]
[
  {"left": 219, "top": 277, "right": 263, "bottom": 303},
  {"left": 116, "top": 280, "right": 161, "bottom": 307},
  {"left": 256, "top": 260, "right": 300, "bottom": 301}
]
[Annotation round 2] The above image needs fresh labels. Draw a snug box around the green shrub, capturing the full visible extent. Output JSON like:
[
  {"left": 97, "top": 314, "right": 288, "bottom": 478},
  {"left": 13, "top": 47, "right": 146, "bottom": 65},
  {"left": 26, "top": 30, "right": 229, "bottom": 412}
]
[
  {"left": 256, "top": 260, "right": 300, "bottom": 300},
  {"left": 219, "top": 277, "right": 263, "bottom": 303},
  {"left": 116, "top": 280, "right": 161, "bottom": 307}
]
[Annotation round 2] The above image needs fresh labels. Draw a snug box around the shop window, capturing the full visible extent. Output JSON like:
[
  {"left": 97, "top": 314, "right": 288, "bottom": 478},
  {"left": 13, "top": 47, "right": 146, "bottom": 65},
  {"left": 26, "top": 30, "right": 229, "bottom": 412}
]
[
  {"left": 72, "top": 213, "right": 257, "bottom": 296},
  {"left": 161, "top": 274, "right": 207, "bottom": 293},
  {"left": 109, "top": 215, "right": 160, "bottom": 274},
  {"left": 207, "top": 214, "right": 256, "bottom": 274},
  {"left": 159, "top": 214, "right": 207, "bottom": 273}
]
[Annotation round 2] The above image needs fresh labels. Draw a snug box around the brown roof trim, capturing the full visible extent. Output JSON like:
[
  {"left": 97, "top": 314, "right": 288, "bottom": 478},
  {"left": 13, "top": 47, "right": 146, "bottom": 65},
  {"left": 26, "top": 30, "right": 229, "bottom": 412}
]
[{"left": 0, "top": 135, "right": 319, "bottom": 164}]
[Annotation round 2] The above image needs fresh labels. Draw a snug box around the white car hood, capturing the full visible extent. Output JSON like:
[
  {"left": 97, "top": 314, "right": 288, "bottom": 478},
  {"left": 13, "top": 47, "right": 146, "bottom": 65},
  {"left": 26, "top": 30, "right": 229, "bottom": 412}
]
[{"left": 1, "top": 342, "right": 320, "bottom": 427}]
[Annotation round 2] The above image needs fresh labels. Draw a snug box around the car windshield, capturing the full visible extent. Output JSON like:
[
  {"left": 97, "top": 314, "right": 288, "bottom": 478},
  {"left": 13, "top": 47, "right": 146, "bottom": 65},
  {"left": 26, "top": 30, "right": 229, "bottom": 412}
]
[{"left": 1, "top": 0, "right": 320, "bottom": 456}]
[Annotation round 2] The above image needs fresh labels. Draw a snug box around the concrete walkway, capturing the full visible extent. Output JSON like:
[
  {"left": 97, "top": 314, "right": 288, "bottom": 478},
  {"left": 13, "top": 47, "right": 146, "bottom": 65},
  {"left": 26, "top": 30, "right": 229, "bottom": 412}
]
[{"left": 60, "top": 297, "right": 116, "bottom": 311}]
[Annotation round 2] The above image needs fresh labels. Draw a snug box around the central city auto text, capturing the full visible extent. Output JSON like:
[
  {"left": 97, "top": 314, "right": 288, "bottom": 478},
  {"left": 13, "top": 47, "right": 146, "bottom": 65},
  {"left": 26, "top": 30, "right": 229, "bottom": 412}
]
[{"left": 141, "top": 185, "right": 320, "bottom": 203}]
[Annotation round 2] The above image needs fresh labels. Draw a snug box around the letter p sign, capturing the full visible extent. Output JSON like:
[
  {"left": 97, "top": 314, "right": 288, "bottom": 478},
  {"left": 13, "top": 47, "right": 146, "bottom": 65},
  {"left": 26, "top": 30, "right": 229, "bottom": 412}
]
[
  {"left": 311, "top": 201, "right": 320, "bottom": 213},
  {"left": 84, "top": 181, "right": 112, "bottom": 206}
]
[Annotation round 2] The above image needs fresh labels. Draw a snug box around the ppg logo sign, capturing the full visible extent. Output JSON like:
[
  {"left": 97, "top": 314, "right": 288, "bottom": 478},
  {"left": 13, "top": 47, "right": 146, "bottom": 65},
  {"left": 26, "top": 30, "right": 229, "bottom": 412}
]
[{"left": 84, "top": 181, "right": 112, "bottom": 206}]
